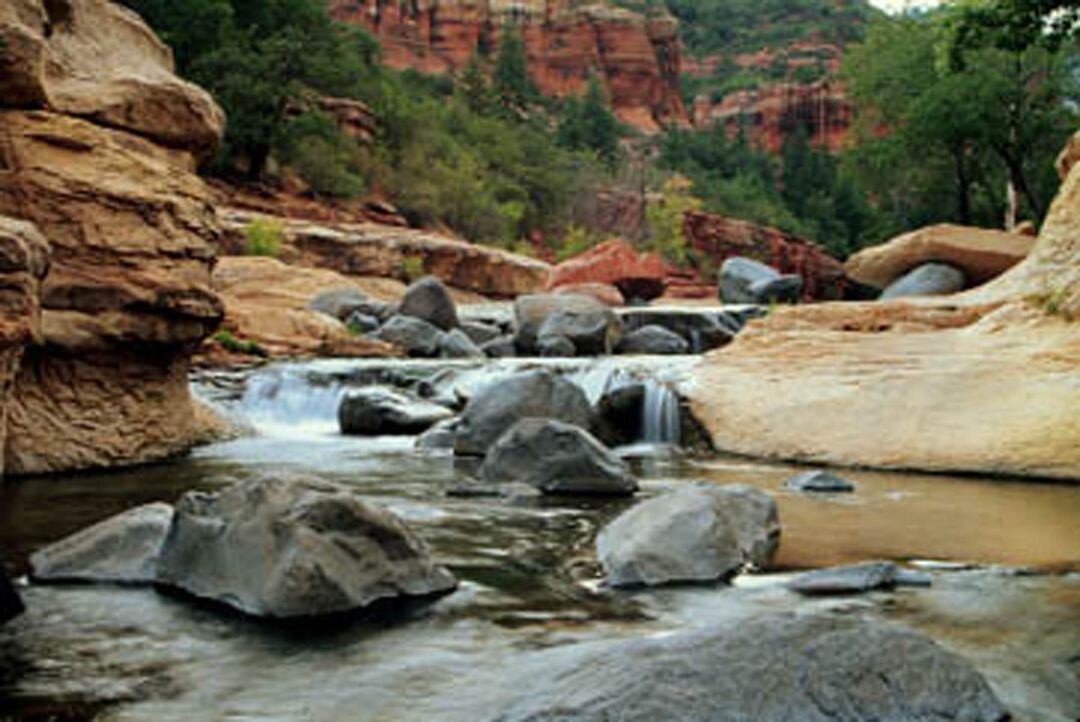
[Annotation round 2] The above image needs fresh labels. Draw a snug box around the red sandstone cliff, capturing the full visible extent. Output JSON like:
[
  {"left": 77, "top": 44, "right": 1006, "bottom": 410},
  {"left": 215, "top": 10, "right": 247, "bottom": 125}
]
[{"left": 328, "top": 0, "right": 689, "bottom": 133}]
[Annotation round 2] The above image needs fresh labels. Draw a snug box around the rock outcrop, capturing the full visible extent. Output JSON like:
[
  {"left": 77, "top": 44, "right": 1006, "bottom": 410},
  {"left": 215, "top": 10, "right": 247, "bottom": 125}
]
[
  {"left": 547, "top": 239, "right": 666, "bottom": 301},
  {"left": 0, "top": 0, "right": 227, "bottom": 476},
  {"left": 328, "top": 0, "right": 689, "bottom": 133},
  {"left": 688, "top": 132, "right": 1080, "bottom": 480}
]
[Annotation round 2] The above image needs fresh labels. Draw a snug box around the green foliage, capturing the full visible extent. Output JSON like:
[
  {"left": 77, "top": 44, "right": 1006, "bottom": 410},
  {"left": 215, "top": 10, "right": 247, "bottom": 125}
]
[
  {"left": 493, "top": 29, "right": 538, "bottom": 114},
  {"left": 213, "top": 330, "right": 267, "bottom": 356},
  {"left": 554, "top": 226, "right": 604, "bottom": 262},
  {"left": 556, "top": 76, "right": 622, "bottom": 166},
  {"left": 945, "top": 0, "right": 1080, "bottom": 65},
  {"left": 644, "top": 178, "right": 700, "bottom": 265},
  {"left": 243, "top": 219, "right": 283, "bottom": 257},
  {"left": 400, "top": 255, "right": 425, "bottom": 283},
  {"left": 282, "top": 111, "right": 366, "bottom": 198}
]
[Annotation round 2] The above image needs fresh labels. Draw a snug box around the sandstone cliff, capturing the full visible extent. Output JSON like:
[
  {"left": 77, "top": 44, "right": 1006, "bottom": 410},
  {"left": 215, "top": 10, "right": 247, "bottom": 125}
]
[
  {"left": 687, "top": 132, "right": 1080, "bottom": 480},
  {"left": 0, "top": 0, "right": 226, "bottom": 475},
  {"left": 328, "top": 0, "right": 689, "bottom": 133}
]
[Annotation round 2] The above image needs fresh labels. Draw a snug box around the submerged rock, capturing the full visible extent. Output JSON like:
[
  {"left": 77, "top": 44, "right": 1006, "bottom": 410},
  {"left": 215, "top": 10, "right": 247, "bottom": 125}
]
[
  {"left": 783, "top": 470, "right": 856, "bottom": 493},
  {"left": 787, "top": 561, "right": 899, "bottom": 596},
  {"left": 339, "top": 387, "right": 454, "bottom": 436},
  {"left": 372, "top": 315, "right": 442, "bottom": 357},
  {"left": 719, "top": 257, "right": 803, "bottom": 305},
  {"left": 480, "top": 419, "right": 638, "bottom": 496},
  {"left": 157, "top": 475, "right": 457, "bottom": 619},
  {"left": 491, "top": 613, "right": 1008, "bottom": 721},
  {"left": 399, "top": 276, "right": 459, "bottom": 331},
  {"left": 596, "top": 484, "right": 778, "bottom": 587},
  {"left": 29, "top": 503, "right": 174, "bottom": 584},
  {"left": 453, "top": 369, "right": 594, "bottom": 456},
  {"left": 0, "top": 569, "right": 23, "bottom": 624},
  {"left": 615, "top": 325, "right": 690, "bottom": 355},
  {"left": 881, "top": 262, "right": 967, "bottom": 300}
]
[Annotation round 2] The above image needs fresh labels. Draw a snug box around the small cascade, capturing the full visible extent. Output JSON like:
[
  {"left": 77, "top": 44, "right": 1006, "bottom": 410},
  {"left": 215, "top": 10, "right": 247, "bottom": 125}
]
[
  {"left": 237, "top": 368, "right": 346, "bottom": 434},
  {"left": 640, "top": 380, "right": 681, "bottom": 445}
]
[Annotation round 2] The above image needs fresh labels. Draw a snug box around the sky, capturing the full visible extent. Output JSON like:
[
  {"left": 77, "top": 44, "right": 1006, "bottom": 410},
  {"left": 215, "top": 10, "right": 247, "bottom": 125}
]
[{"left": 869, "top": 0, "right": 942, "bottom": 11}]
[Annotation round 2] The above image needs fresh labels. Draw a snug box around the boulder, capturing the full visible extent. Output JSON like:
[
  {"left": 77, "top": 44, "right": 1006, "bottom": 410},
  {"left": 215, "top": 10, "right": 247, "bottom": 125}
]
[
  {"left": 309, "top": 288, "right": 374, "bottom": 321},
  {"left": 491, "top": 613, "right": 1008, "bottom": 721},
  {"left": 399, "top": 275, "right": 458, "bottom": 331},
  {"left": 372, "top": 315, "right": 442, "bottom": 357},
  {"left": 536, "top": 334, "right": 576, "bottom": 357},
  {"left": 438, "top": 329, "right": 484, "bottom": 359},
  {"left": 29, "top": 502, "right": 173, "bottom": 584},
  {"left": 783, "top": 470, "right": 855, "bottom": 493},
  {"left": 0, "top": 569, "right": 23, "bottom": 624},
  {"left": 513, "top": 294, "right": 621, "bottom": 355},
  {"left": 480, "top": 336, "right": 517, "bottom": 358},
  {"left": 156, "top": 475, "right": 457, "bottom": 619},
  {"left": 345, "top": 311, "right": 381, "bottom": 334},
  {"left": 338, "top": 387, "right": 453, "bottom": 436},
  {"left": 415, "top": 418, "right": 459, "bottom": 451},
  {"left": 620, "top": 308, "right": 741, "bottom": 352},
  {"left": 597, "top": 382, "right": 645, "bottom": 444},
  {"left": 881, "top": 262, "right": 967, "bottom": 300},
  {"left": 453, "top": 369, "right": 595, "bottom": 455},
  {"left": 596, "top": 484, "right": 778, "bottom": 587},
  {"left": 616, "top": 325, "right": 690, "bottom": 355},
  {"left": 846, "top": 224, "right": 1034, "bottom": 290},
  {"left": 553, "top": 282, "right": 625, "bottom": 307},
  {"left": 480, "top": 419, "right": 638, "bottom": 496},
  {"left": 718, "top": 257, "right": 803, "bottom": 304},
  {"left": 460, "top": 321, "right": 502, "bottom": 346},
  {"left": 787, "top": 561, "right": 898, "bottom": 596},
  {"left": 547, "top": 239, "right": 666, "bottom": 301}
]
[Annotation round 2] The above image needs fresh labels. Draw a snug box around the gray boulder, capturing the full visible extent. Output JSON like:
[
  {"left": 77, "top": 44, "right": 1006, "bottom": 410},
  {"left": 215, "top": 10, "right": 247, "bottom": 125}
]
[
  {"left": 620, "top": 309, "right": 739, "bottom": 352},
  {"left": 718, "top": 257, "right": 803, "bottom": 305},
  {"left": 597, "top": 382, "right": 645, "bottom": 445},
  {"left": 480, "top": 419, "right": 638, "bottom": 496},
  {"left": 460, "top": 321, "right": 502, "bottom": 346},
  {"left": 616, "top": 325, "right": 690, "bottom": 355},
  {"left": 480, "top": 336, "right": 517, "bottom": 358},
  {"left": 491, "top": 613, "right": 1008, "bottom": 722},
  {"left": 338, "top": 387, "right": 454, "bottom": 436},
  {"left": 415, "top": 418, "right": 459, "bottom": 451},
  {"left": 309, "top": 288, "right": 371, "bottom": 321},
  {"left": 783, "top": 470, "right": 856, "bottom": 493},
  {"left": 453, "top": 369, "right": 594, "bottom": 456},
  {"left": 438, "top": 328, "right": 485, "bottom": 359},
  {"left": 399, "top": 275, "right": 458, "bottom": 330},
  {"left": 513, "top": 294, "right": 621, "bottom": 355},
  {"left": 345, "top": 311, "right": 381, "bottom": 334},
  {"left": 29, "top": 503, "right": 174, "bottom": 584},
  {"left": 157, "top": 475, "right": 457, "bottom": 619},
  {"left": 596, "top": 484, "right": 778, "bottom": 587},
  {"left": 536, "top": 334, "right": 576, "bottom": 358},
  {"left": 788, "top": 561, "right": 899, "bottom": 596},
  {"left": 372, "top": 315, "right": 442, "bottom": 357},
  {"left": 881, "top": 262, "right": 967, "bottom": 300},
  {"left": 0, "top": 569, "right": 23, "bottom": 624}
]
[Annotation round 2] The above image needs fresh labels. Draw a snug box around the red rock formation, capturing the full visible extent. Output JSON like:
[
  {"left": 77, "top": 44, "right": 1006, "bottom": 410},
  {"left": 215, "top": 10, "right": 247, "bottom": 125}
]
[
  {"left": 682, "top": 211, "right": 847, "bottom": 300},
  {"left": 328, "top": 0, "right": 689, "bottom": 133},
  {"left": 547, "top": 238, "right": 666, "bottom": 300}
]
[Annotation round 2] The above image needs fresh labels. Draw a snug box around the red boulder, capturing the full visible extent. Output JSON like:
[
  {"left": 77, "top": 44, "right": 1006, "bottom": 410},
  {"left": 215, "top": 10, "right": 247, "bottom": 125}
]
[{"left": 548, "top": 239, "right": 667, "bottom": 301}]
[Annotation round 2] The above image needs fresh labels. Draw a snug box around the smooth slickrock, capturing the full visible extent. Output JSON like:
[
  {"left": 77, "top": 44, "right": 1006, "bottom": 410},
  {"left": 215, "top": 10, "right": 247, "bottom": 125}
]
[
  {"left": 881, "top": 262, "right": 968, "bottom": 299},
  {"left": 338, "top": 387, "right": 454, "bottom": 436},
  {"left": 480, "top": 419, "right": 638, "bottom": 496},
  {"left": 453, "top": 369, "right": 594, "bottom": 456},
  {"left": 616, "top": 325, "right": 690, "bottom": 355},
  {"left": 596, "top": 484, "right": 778, "bottom": 587},
  {"left": 373, "top": 315, "right": 443, "bottom": 358},
  {"left": 783, "top": 470, "right": 855, "bottom": 493},
  {"left": 547, "top": 239, "right": 666, "bottom": 301},
  {"left": 846, "top": 224, "right": 1034, "bottom": 290},
  {"left": 514, "top": 294, "right": 621, "bottom": 355},
  {"left": 0, "top": 569, "right": 23, "bottom": 624},
  {"left": 30, "top": 503, "right": 174, "bottom": 584},
  {"left": 156, "top": 475, "right": 457, "bottom": 619},
  {"left": 399, "top": 276, "right": 459, "bottom": 331},
  {"left": 492, "top": 613, "right": 1008, "bottom": 722},
  {"left": 787, "top": 561, "right": 898, "bottom": 596}
]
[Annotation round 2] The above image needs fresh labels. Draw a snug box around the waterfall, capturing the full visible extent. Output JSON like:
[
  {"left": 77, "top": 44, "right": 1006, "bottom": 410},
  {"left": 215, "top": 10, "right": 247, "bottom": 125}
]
[
  {"left": 237, "top": 368, "right": 346, "bottom": 434},
  {"left": 641, "top": 380, "right": 681, "bottom": 445}
]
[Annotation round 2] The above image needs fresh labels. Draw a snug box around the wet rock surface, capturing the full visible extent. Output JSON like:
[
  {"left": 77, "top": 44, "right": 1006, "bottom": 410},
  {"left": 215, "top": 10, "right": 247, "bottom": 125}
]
[{"left": 338, "top": 387, "right": 454, "bottom": 436}]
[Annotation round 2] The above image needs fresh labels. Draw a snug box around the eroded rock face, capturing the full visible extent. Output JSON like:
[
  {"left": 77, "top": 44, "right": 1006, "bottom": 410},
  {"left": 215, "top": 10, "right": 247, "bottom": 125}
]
[
  {"left": 328, "top": 0, "right": 689, "bottom": 134},
  {"left": 0, "top": 0, "right": 228, "bottom": 476},
  {"left": 157, "top": 475, "right": 458, "bottom": 619},
  {"left": 491, "top": 613, "right": 1008, "bottom": 721}
]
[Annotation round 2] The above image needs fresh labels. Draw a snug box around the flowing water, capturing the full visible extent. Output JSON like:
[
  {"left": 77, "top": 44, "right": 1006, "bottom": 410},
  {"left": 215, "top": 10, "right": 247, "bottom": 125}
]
[{"left": 1, "top": 357, "right": 1078, "bottom": 721}]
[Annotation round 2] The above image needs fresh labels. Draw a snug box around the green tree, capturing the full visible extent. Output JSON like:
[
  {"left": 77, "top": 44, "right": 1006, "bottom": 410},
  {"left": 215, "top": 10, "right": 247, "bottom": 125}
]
[
  {"left": 493, "top": 29, "right": 537, "bottom": 114},
  {"left": 557, "top": 76, "right": 621, "bottom": 165}
]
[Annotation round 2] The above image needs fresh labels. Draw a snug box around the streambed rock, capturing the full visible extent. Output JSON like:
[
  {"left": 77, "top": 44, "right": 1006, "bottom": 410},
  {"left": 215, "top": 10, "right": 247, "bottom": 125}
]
[
  {"left": 0, "top": 570, "right": 23, "bottom": 624},
  {"left": 783, "top": 470, "right": 855, "bottom": 493},
  {"left": 156, "top": 475, "right": 457, "bottom": 619},
  {"left": 399, "top": 276, "right": 458, "bottom": 331},
  {"left": 788, "top": 561, "right": 899, "bottom": 596},
  {"left": 339, "top": 387, "right": 453, "bottom": 436},
  {"left": 881, "top": 262, "right": 967, "bottom": 300},
  {"left": 719, "top": 257, "right": 803, "bottom": 305},
  {"left": 513, "top": 294, "right": 620, "bottom": 355},
  {"left": 596, "top": 484, "right": 778, "bottom": 587},
  {"left": 453, "top": 369, "right": 594, "bottom": 455},
  {"left": 615, "top": 325, "right": 690, "bottom": 355},
  {"left": 480, "top": 419, "right": 638, "bottom": 495},
  {"left": 491, "top": 613, "right": 1008, "bottom": 721},
  {"left": 30, "top": 503, "right": 174, "bottom": 584},
  {"left": 438, "top": 329, "right": 484, "bottom": 359},
  {"left": 372, "top": 315, "right": 442, "bottom": 357}
]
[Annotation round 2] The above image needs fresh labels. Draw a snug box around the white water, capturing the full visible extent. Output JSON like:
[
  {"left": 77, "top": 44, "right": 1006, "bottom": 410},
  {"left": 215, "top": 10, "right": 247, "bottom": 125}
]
[{"left": 641, "top": 381, "right": 681, "bottom": 445}]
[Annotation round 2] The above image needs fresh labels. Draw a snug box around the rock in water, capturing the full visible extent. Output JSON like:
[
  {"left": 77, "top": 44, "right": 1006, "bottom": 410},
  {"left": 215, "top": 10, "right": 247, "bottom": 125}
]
[
  {"left": 480, "top": 419, "right": 638, "bottom": 496},
  {"left": 30, "top": 503, "right": 174, "bottom": 584},
  {"left": 460, "top": 321, "right": 502, "bottom": 346},
  {"left": 491, "top": 613, "right": 1008, "bottom": 721},
  {"left": 372, "top": 315, "right": 442, "bottom": 357},
  {"left": 783, "top": 470, "right": 856, "bottom": 493},
  {"left": 338, "top": 387, "right": 454, "bottom": 436},
  {"left": 718, "top": 256, "right": 803, "bottom": 305},
  {"left": 453, "top": 369, "right": 594, "bottom": 456},
  {"left": 787, "top": 561, "right": 898, "bottom": 596},
  {"left": 537, "top": 309, "right": 622, "bottom": 356},
  {"left": 881, "top": 262, "right": 967, "bottom": 300},
  {"left": 513, "top": 294, "right": 620, "bottom": 355},
  {"left": 596, "top": 484, "right": 778, "bottom": 587},
  {"left": 0, "top": 569, "right": 23, "bottom": 624},
  {"left": 399, "top": 276, "right": 459, "bottom": 331},
  {"left": 438, "top": 329, "right": 484, "bottom": 359},
  {"left": 616, "top": 325, "right": 690, "bottom": 355},
  {"left": 157, "top": 475, "right": 457, "bottom": 619}
]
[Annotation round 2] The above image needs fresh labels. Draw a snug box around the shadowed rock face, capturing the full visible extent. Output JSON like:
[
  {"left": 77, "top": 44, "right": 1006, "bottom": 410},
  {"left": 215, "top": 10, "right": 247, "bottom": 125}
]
[
  {"left": 327, "top": 0, "right": 689, "bottom": 134},
  {"left": 491, "top": 612, "right": 1008, "bottom": 722},
  {"left": 0, "top": 0, "right": 227, "bottom": 476}
]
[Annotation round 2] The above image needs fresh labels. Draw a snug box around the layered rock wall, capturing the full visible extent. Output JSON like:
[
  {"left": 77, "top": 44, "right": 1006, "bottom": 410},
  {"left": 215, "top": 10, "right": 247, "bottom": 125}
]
[
  {"left": 329, "top": 0, "right": 688, "bottom": 133},
  {"left": 0, "top": 0, "right": 225, "bottom": 475}
]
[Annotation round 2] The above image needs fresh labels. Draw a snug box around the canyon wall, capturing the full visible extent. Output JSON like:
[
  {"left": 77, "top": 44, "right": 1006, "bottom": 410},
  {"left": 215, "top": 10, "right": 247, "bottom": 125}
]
[
  {"left": 0, "top": 0, "right": 226, "bottom": 475},
  {"left": 328, "top": 0, "right": 689, "bottom": 133}
]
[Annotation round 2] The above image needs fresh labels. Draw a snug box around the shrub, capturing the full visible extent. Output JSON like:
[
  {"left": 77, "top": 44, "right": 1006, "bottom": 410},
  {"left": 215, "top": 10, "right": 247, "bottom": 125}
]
[
  {"left": 401, "top": 255, "right": 425, "bottom": 282},
  {"left": 213, "top": 330, "right": 267, "bottom": 356},
  {"left": 243, "top": 219, "right": 283, "bottom": 257},
  {"left": 554, "top": 225, "right": 603, "bottom": 262}
]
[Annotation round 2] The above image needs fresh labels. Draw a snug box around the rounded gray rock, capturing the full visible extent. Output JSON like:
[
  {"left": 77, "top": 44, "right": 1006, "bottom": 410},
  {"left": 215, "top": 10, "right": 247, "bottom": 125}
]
[
  {"left": 399, "top": 275, "right": 459, "bottom": 331},
  {"left": 338, "top": 387, "right": 454, "bottom": 436}
]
